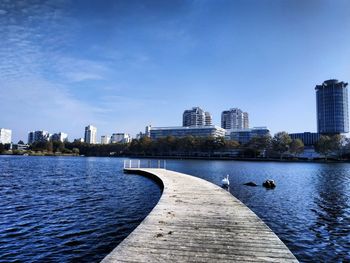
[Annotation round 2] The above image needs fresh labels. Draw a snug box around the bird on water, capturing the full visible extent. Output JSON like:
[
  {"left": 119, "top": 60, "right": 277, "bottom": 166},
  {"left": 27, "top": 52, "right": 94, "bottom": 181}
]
[{"left": 222, "top": 174, "right": 230, "bottom": 186}]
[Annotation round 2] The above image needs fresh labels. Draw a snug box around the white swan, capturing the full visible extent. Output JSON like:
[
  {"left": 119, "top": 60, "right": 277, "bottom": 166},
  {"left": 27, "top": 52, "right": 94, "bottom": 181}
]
[{"left": 222, "top": 174, "right": 230, "bottom": 186}]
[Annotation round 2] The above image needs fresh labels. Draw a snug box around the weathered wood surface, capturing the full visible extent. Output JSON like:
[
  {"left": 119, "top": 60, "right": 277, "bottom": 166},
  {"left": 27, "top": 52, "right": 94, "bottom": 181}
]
[{"left": 101, "top": 168, "right": 298, "bottom": 263}]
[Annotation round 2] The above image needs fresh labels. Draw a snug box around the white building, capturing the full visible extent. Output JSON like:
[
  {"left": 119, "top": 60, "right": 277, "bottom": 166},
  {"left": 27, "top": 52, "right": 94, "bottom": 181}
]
[
  {"left": 0, "top": 128, "right": 12, "bottom": 144},
  {"left": 111, "top": 133, "right": 131, "bottom": 143},
  {"left": 183, "top": 107, "right": 212, "bottom": 127},
  {"left": 101, "top": 135, "right": 110, "bottom": 144},
  {"left": 221, "top": 108, "right": 249, "bottom": 130},
  {"left": 148, "top": 125, "right": 226, "bottom": 140},
  {"left": 51, "top": 132, "right": 68, "bottom": 142},
  {"left": 84, "top": 125, "right": 97, "bottom": 144}
]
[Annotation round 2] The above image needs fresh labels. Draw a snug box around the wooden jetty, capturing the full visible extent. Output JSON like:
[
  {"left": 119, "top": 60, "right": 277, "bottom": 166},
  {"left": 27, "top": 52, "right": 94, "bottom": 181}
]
[{"left": 101, "top": 168, "right": 298, "bottom": 262}]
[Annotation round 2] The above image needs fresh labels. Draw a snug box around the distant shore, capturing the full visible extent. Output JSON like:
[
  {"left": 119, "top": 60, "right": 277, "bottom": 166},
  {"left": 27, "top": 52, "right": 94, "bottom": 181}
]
[{"left": 1, "top": 151, "right": 349, "bottom": 163}]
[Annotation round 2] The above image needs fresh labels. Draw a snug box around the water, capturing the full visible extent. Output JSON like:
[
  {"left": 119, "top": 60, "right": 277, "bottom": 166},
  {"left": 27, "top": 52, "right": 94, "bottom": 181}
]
[
  {"left": 0, "top": 156, "right": 161, "bottom": 263},
  {"left": 1, "top": 156, "right": 350, "bottom": 262},
  {"left": 167, "top": 160, "right": 350, "bottom": 262}
]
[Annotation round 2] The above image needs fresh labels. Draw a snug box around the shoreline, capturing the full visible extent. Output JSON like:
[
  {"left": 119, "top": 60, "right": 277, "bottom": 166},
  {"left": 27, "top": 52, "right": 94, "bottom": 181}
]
[{"left": 1, "top": 152, "right": 349, "bottom": 163}]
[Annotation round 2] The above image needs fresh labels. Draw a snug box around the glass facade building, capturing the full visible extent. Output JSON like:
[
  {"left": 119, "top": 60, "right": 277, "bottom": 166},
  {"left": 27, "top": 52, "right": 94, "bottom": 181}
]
[
  {"left": 289, "top": 132, "right": 320, "bottom": 146},
  {"left": 316, "top": 79, "right": 349, "bottom": 134},
  {"left": 149, "top": 125, "right": 226, "bottom": 140},
  {"left": 227, "top": 127, "right": 270, "bottom": 144}
]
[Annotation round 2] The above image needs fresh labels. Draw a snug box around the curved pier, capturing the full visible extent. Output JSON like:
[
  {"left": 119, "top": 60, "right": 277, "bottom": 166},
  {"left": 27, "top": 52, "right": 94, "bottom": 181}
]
[{"left": 102, "top": 168, "right": 298, "bottom": 262}]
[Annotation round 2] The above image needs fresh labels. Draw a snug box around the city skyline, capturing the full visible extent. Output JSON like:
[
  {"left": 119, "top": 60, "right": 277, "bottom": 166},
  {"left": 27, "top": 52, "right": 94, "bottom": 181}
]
[{"left": 1, "top": 0, "right": 350, "bottom": 142}]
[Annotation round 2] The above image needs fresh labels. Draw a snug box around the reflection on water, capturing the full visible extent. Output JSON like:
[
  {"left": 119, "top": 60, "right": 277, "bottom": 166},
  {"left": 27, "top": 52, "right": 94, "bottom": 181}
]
[{"left": 310, "top": 165, "right": 350, "bottom": 261}]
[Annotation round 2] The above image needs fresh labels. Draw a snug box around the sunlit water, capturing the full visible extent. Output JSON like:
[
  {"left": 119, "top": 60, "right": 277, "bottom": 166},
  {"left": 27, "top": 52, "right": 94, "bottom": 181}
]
[
  {"left": 167, "top": 160, "right": 350, "bottom": 262},
  {"left": 0, "top": 156, "right": 161, "bottom": 262},
  {"left": 0, "top": 156, "right": 349, "bottom": 262}
]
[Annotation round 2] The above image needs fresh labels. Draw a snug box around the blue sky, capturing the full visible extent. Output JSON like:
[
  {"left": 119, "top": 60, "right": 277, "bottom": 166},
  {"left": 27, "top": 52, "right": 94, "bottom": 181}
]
[{"left": 1, "top": 0, "right": 350, "bottom": 142}]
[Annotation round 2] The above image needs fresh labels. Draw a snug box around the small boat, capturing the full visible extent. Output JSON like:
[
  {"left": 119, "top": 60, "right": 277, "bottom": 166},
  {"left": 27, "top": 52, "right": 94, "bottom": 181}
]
[{"left": 222, "top": 174, "right": 230, "bottom": 186}]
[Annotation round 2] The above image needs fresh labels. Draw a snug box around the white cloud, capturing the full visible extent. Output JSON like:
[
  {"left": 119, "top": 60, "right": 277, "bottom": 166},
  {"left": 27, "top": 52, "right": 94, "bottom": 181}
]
[
  {"left": 51, "top": 56, "right": 108, "bottom": 82},
  {"left": 0, "top": 76, "right": 105, "bottom": 141}
]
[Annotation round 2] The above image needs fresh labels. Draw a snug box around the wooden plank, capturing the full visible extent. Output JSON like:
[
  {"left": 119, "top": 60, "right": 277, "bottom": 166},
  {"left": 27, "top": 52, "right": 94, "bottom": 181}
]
[{"left": 101, "top": 168, "right": 298, "bottom": 262}]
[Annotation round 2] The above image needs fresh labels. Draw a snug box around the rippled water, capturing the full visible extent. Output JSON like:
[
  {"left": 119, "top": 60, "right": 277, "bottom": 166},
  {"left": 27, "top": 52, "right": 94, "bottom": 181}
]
[
  {"left": 0, "top": 156, "right": 161, "bottom": 263},
  {"left": 1, "top": 156, "right": 350, "bottom": 262},
  {"left": 167, "top": 160, "right": 350, "bottom": 262}
]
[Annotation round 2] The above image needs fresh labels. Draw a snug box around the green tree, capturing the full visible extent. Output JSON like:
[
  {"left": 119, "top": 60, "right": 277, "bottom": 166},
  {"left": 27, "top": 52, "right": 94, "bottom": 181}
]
[
  {"left": 315, "top": 135, "right": 332, "bottom": 160},
  {"left": 224, "top": 140, "right": 240, "bottom": 150},
  {"left": 289, "top": 139, "right": 304, "bottom": 157},
  {"left": 314, "top": 135, "right": 343, "bottom": 160},
  {"left": 178, "top": 136, "right": 196, "bottom": 154},
  {"left": 246, "top": 135, "right": 272, "bottom": 158},
  {"left": 72, "top": 148, "right": 80, "bottom": 155},
  {"left": 272, "top": 132, "right": 292, "bottom": 159},
  {"left": 4, "top": 144, "right": 11, "bottom": 151},
  {"left": 0, "top": 143, "right": 4, "bottom": 154},
  {"left": 52, "top": 141, "right": 65, "bottom": 152},
  {"left": 47, "top": 141, "right": 53, "bottom": 153}
]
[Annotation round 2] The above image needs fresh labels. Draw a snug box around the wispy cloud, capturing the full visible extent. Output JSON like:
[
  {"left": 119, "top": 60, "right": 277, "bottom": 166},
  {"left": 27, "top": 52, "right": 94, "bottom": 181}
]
[
  {"left": 0, "top": 75, "right": 109, "bottom": 138},
  {"left": 0, "top": 0, "right": 109, "bottom": 139},
  {"left": 51, "top": 56, "right": 109, "bottom": 82}
]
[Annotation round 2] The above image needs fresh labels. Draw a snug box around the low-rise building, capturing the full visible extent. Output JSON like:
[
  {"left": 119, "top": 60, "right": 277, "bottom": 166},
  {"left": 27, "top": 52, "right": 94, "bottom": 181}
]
[
  {"left": 148, "top": 125, "right": 226, "bottom": 140},
  {"left": 12, "top": 144, "right": 30, "bottom": 151},
  {"left": 0, "top": 128, "right": 12, "bottom": 144},
  {"left": 289, "top": 132, "right": 320, "bottom": 146},
  {"left": 227, "top": 127, "right": 270, "bottom": 144}
]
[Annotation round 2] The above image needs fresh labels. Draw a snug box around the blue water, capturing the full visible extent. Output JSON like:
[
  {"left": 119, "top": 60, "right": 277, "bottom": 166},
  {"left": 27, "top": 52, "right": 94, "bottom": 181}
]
[
  {"left": 167, "top": 160, "right": 350, "bottom": 262},
  {"left": 0, "top": 156, "right": 350, "bottom": 262},
  {"left": 0, "top": 156, "right": 161, "bottom": 262}
]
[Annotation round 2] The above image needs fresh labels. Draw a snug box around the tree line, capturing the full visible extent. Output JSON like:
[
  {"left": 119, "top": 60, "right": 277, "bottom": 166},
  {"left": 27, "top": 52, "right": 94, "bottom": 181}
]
[{"left": 2, "top": 131, "right": 349, "bottom": 160}]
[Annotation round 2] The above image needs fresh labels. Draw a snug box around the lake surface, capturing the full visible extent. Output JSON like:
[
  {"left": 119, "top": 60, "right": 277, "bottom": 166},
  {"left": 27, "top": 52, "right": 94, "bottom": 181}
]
[
  {"left": 0, "top": 156, "right": 161, "bottom": 262},
  {"left": 1, "top": 156, "right": 349, "bottom": 262}
]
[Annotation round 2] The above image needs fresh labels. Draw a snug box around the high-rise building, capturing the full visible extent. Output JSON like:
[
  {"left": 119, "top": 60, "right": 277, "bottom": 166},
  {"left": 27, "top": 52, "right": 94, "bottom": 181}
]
[
  {"left": 205, "top": 112, "right": 212, "bottom": 126},
  {"left": 316, "top": 79, "right": 349, "bottom": 134},
  {"left": 221, "top": 108, "right": 249, "bottom": 130},
  {"left": 51, "top": 132, "right": 68, "bottom": 142},
  {"left": 101, "top": 135, "right": 110, "bottom": 144},
  {"left": 28, "top": 130, "right": 50, "bottom": 144},
  {"left": 0, "top": 128, "right": 12, "bottom": 144},
  {"left": 243, "top": 112, "right": 249, "bottom": 129},
  {"left": 84, "top": 125, "right": 97, "bottom": 144},
  {"left": 183, "top": 107, "right": 212, "bottom": 127},
  {"left": 110, "top": 133, "right": 131, "bottom": 143}
]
